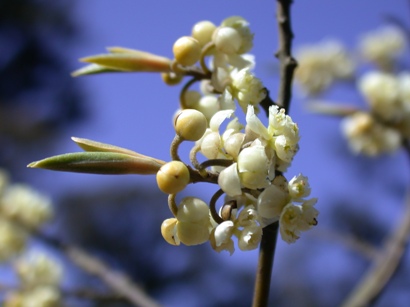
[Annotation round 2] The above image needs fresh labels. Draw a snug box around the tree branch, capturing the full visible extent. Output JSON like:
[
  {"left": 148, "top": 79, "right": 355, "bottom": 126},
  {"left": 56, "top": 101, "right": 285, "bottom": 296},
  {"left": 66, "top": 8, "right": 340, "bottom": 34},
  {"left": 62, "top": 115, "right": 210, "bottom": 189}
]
[
  {"left": 341, "top": 193, "right": 410, "bottom": 307},
  {"left": 32, "top": 230, "right": 161, "bottom": 307},
  {"left": 252, "top": 222, "right": 279, "bottom": 307},
  {"left": 275, "top": 0, "right": 298, "bottom": 113}
]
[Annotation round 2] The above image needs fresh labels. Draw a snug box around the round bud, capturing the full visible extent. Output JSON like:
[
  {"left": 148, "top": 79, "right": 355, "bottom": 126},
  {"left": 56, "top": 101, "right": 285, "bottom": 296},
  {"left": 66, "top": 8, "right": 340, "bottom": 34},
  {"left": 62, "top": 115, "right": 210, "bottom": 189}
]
[
  {"left": 161, "top": 218, "right": 180, "bottom": 245},
  {"left": 174, "top": 109, "right": 207, "bottom": 141},
  {"left": 183, "top": 90, "right": 201, "bottom": 108},
  {"left": 213, "top": 27, "right": 242, "bottom": 54},
  {"left": 177, "top": 222, "right": 210, "bottom": 245},
  {"left": 156, "top": 161, "right": 190, "bottom": 194},
  {"left": 192, "top": 20, "right": 217, "bottom": 46},
  {"left": 173, "top": 36, "right": 201, "bottom": 66},
  {"left": 161, "top": 72, "right": 183, "bottom": 85},
  {"left": 177, "top": 197, "right": 209, "bottom": 223}
]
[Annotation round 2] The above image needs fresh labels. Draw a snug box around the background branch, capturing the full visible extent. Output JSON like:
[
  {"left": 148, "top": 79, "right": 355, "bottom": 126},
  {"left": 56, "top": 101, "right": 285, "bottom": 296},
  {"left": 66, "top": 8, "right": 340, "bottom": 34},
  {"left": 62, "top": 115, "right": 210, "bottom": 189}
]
[
  {"left": 341, "top": 192, "right": 410, "bottom": 307},
  {"left": 32, "top": 230, "right": 161, "bottom": 307}
]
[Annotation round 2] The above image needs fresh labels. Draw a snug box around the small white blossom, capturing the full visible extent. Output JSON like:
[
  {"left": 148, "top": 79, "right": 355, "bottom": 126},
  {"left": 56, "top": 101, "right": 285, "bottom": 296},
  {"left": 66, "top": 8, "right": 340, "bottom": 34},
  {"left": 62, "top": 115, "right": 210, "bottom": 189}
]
[
  {"left": 246, "top": 105, "right": 299, "bottom": 165},
  {"left": 210, "top": 221, "right": 235, "bottom": 255},
  {"left": 237, "top": 140, "right": 270, "bottom": 190},
  {"left": 6, "top": 286, "right": 61, "bottom": 307},
  {"left": 288, "top": 174, "right": 311, "bottom": 201},
  {"left": 0, "top": 219, "right": 27, "bottom": 261},
  {"left": 295, "top": 40, "right": 354, "bottom": 95},
  {"left": 0, "top": 184, "right": 52, "bottom": 229},
  {"left": 279, "top": 199, "right": 318, "bottom": 244},
  {"left": 213, "top": 26, "right": 242, "bottom": 55},
  {"left": 218, "top": 163, "right": 242, "bottom": 197},
  {"left": 221, "top": 16, "right": 254, "bottom": 54},
  {"left": 231, "top": 68, "right": 266, "bottom": 112},
  {"left": 237, "top": 205, "right": 259, "bottom": 227},
  {"left": 359, "top": 26, "right": 406, "bottom": 69},
  {"left": 358, "top": 71, "right": 403, "bottom": 122},
  {"left": 257, "top": 184, "right": 290, "bottom": 221},
  {"left": 341, "top": 112, "right": 402, "bottom": 156},
  {"left": 238, "top": 224, "right": 262, "bottom": 251},
  {"left": 16, "top": 253, "right": 62, "bottom": 288}
]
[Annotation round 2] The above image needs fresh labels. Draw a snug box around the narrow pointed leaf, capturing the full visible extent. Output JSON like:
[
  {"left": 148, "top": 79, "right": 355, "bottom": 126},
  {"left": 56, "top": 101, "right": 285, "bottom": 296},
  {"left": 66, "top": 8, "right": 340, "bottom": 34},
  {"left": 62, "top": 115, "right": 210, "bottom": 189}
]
[
  {"left": 80, "top": 51, "right": 172, "bottom": 73},
  {"left": 28, "top": 152, "right": 164, "bottom": 175},
  {"left": 107, "top": 46, "right": 153, "bottom": 55},
  {"left": 71, "top": 63, "right": 118, "bottom": 77},
  {"left": 71, "top": 137, "right": 166, "bottom": 165}
]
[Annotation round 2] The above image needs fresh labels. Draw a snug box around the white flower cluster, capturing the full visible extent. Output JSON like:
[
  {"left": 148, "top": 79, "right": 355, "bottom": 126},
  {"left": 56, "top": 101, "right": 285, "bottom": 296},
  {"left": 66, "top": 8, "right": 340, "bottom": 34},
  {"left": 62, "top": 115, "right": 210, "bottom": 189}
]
[
  {"left": 4, "top": 252, "right": 62, "bottom": 307},
  {"left": 157, "top": 16, "right": 318, "bottom": 252},
  {"left": 295, "top": 25, "right": 408, "bottom": 157},
  {"left": 341, "top": 71, "right": 410, "bottom": 156},
  {"left": 173, "top": 16, "right": 265, "bottom": 117},
  {"left": 359, "top": 26, "right": 406, "bottom": 69},
  {"left": 294, "top": 40, "right": 355, "bottom": 95},
  {"left": 0, "top": 170, "right": 53, "bottom": 261}
]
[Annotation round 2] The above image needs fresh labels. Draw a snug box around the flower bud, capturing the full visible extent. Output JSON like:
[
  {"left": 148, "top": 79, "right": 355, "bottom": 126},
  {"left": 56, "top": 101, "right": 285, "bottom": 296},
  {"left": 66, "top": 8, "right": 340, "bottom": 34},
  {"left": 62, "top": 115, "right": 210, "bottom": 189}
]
[
  {"left": 161, "top": 72, "right": 183, "bottom": 85},
  {"left": 161, "top": 218, "right": 179, "bottom": 245},
  {"left": 177, "top": 197, "right": 209, "bottom": 223},
  {"left": 174, "top": 109, "right": 208, "bottom": 141},
  {"left": 183, "top": 91, "right": 201, "bottom": 109},
  {"left": 213, "top": 27, "right": 242, "bottom": 54},
  {"left": 177, "top": 222, "right": 210, "bottom": 245},
  {"left": 173, "top": 36, "right": 201, "bottom": 66},
  {"left": 156, "top": 161, "right": 190, "bottom": 194},
  {"left": 192, "top": 21, "right": 217, "bottom": 47}
]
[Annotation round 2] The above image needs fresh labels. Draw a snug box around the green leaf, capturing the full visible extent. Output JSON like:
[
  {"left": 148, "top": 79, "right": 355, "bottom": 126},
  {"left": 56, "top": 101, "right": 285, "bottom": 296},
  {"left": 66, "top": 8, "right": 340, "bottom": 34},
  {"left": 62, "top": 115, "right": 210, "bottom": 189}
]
[
  {"left": 71, "top": 137, "right": 166, "bottom": 165},
  {"left": 28, "top": 152, "right": 164, "bottom": 175},
  {"left": 71, "top": 63, "right": 118, "bottom": 77},
  {"left": 79, "top": 50, "right": 172, "bottom": 73}
]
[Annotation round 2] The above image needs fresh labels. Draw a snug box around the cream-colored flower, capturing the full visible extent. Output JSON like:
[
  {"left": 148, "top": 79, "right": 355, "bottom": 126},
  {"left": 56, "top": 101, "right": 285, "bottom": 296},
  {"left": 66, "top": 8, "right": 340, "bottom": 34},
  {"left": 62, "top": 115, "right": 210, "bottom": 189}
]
[
  {"left": 1, "top": 184, "right": 52, "bottom": 229},
  {"left": 359, "top": 26, "right": 405, "bottom": 69},
  {"left": 358, "top": 71, "right": 402, "bottom": 122},
  {"left": 15, "top": 253, "right": 62, "bottom": 288},
  {"left": 238, "top": 224, "right": 262, "bottom": 251},
  {"left": 246, "top": 105, "right": 299, "bottom": 165},
  {"left": 0, "top": 219, "right": 27, "bottom": 261},
  {"left": 279, "top": 199, "right": 318, "bottom": 244},
  {"left": 237, "top": 140, "right": 271, "bottom": 190},
  {"left": 295, "top": 40, "right": 354, "bottom": 95},
  {"left": 210, "top": 220, "right": 235, "bottom": 255},
  {"left": 231, "top": 68, "right": 266, "bottom": 113},
  {"left": 288, "top": 174, "right": 311, "bottom": 201},
  {"left": 341, "top": 112, "right": 402, "bottom": 156}
]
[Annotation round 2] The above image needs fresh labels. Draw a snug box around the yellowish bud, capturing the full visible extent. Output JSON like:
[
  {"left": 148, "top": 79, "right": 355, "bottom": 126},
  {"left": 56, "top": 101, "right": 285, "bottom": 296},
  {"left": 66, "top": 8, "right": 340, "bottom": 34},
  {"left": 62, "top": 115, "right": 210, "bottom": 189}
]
[
  {"left": 156, "top": 161, "right": 190, "bottom": 194},
  {"left": 161, "top": 72, "right": 183, "bottom": 85},
  {"left": 173, "top": 36, "right": 201, "bottom": 66},
  {"left": 192, "top": 21, "right": 217, "bottom": 46},
  {"left": 161, "top": 218, "right": 179, "bottom": 245},
  {"left": 174, "top": 109, "right": 207, "bottom": 141}
]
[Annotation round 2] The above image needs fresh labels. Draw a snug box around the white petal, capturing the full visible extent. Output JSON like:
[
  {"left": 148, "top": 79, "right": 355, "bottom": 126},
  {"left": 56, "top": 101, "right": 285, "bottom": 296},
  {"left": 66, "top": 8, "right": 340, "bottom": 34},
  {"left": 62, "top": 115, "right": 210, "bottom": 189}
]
[
  {"left": 218, "top": 163, "right": 242, "bottom": 197},
  {"left": 209, "top": 110, "right": 235, "bottom": 131}
]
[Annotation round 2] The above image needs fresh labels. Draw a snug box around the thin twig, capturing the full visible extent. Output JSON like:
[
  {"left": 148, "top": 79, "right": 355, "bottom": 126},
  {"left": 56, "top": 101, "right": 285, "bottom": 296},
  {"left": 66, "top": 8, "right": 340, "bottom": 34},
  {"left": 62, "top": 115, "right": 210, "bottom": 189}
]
[
  {"left": 275, "top": 0, "right": 298, "bottom": 113},
  {"left": 341, "top": 193, "right": 410, "bottom": 307},
  {"left": 66, "top": 246, "right": 162, "bottom": 307},
  {"left": 31, "top": 230, "right": 161, "bottom": 307},
  {"left": 311, "top": 228, "right": 381, "bottom": 261},
  {"left": 341, "top": 144, "right": 410, "bottom": 307}
]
